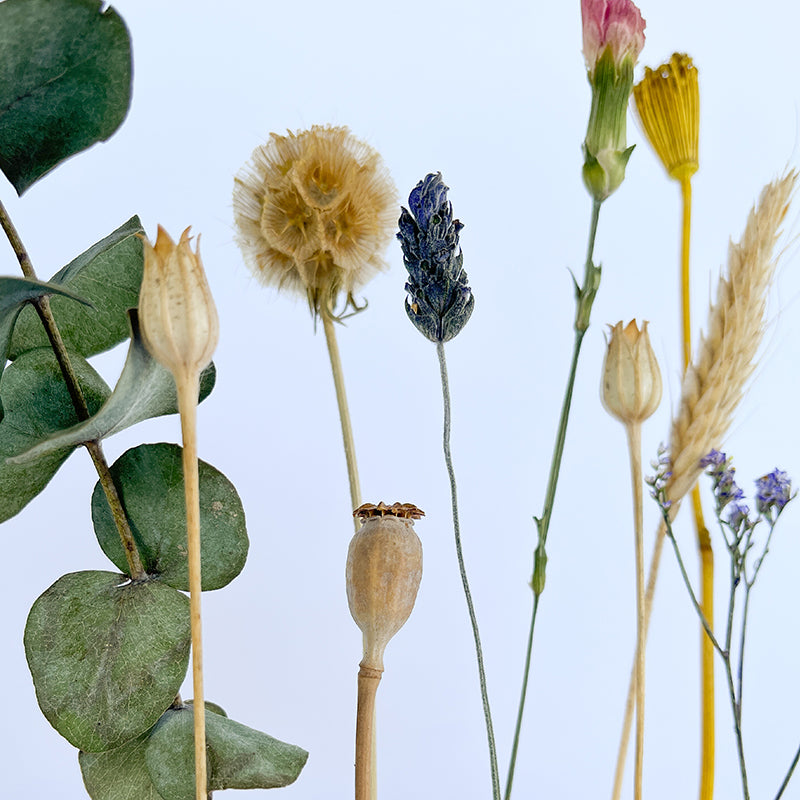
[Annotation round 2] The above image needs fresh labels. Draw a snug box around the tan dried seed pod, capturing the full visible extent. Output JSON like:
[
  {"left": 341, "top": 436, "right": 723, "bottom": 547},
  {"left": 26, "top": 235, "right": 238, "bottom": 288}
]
[{"left": 346, "top": 506, "right": 423, "bottom": 672}]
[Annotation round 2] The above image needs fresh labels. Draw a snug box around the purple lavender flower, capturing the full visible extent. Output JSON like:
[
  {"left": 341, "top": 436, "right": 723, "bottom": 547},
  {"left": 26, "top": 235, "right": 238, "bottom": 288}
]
[
  {"left": 398, "top": 173, "right": 474, "bottom": 343},
  {"left": 754, "top": 469, "right": 792, "bottom": 516}
]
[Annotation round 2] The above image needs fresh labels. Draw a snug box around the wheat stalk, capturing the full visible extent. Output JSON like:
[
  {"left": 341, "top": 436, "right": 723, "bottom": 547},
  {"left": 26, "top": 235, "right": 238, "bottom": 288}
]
[
  {"left": 667, "top": 170, "right": 796, "bottom": 502},
  {"left": 611, "top": 171, "right": 796, "bottom": 800}
]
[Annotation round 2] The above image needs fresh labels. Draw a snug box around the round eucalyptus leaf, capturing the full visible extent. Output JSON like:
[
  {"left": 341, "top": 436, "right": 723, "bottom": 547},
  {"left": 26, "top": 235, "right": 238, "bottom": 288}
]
[
  {"left": 145, "top": 706, "right": 308, "bottom": 800},
  {"left": 79, "top": 732, "right": 163, "bottom": 800},
  {"left": 79, "top": 700, "right": 228, "bottom": 800},
  {"left": 24, "top": 570, "right": 190, "bottom": 752},
  {"left": 92, "top": 443, "right": 248, "bottom": 590},
  {"left": 0, "top": 0, "right": 132, "bottom": 194}
]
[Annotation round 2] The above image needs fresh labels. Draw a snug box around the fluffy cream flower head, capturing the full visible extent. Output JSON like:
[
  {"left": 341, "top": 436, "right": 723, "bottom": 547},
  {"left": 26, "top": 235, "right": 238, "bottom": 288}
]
[{"left": 233, "top": 125, "right": 397, "bottom": 319}]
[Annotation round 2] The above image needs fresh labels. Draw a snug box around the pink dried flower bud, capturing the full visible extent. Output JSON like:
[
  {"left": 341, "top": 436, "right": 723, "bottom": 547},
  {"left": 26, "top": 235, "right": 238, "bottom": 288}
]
[
  {"left": 602, "top": 320, "right": 662, "bottom": 424},
  {"left": 138, "top": 226, "right": 219, "bottom": 381},
  {"left": 581, "top": 0, "right": 646, "bottom": 73}
]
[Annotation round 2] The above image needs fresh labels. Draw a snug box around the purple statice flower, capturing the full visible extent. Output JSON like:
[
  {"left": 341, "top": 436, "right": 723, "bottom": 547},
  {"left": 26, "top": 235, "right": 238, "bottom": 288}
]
[
  {"left": 397, "top": 173, "right": 474, "bottom": 343},
  {"left": 726, "top": 501, "right": 751, "bottom": 535},
  {"left": 701, "top": 449, "right": 744, "bottom": 513},
  {"left": 754, "top": 469, "right": 792, "bottom": 517},
  {"left": 646, "top": 445, "right": 673, "bottom": 510}
]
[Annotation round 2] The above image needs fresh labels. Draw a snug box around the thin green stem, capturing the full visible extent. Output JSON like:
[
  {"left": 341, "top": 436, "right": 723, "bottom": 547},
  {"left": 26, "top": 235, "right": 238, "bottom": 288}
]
[
  {"left": 505, "top": 197, "right": 602, "bottom": 800},
  {"left": 503, "top": 591, "right": 540, "bottom": 800},
  {"left": 774, "top": 741, "right": 800, "bottom": 800},
  {"left": 0, "top": 198, "right": 146, "bottom": 580},
  {"left": 664, "top": 523, "right": 725, "bottom": 657},
  {"left": 436, "top": 341, "right": 500, "bottom": 800},
  {"left": 322, "top": 312, "right": 361, "bottom": 532},
  {"left": 723, "top": 655, "right": 750, "bottom": 800}
]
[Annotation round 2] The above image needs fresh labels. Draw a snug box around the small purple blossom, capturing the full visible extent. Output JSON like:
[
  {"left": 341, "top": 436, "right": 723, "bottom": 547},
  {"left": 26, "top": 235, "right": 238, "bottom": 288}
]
[
  {"left": 701, "top": 450, "right": 745, "bottom": 513},
  {"left": 754, "top": 469, "right": 792, "bottom": 517},
  {"left": 700, "top": 449, "right": 726, "bottom": 469},
  {"left": 726, "top": 501, "right": 750, "bottom": 535}
]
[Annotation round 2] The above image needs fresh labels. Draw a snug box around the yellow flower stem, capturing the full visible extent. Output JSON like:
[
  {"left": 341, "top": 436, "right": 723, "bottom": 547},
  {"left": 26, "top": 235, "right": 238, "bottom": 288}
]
[
  {"left": 680, "top": 174, "right": 715, "bottom": 800},
  {"left": 322, "top": 312, "right": 362, "bottom": 532},
  {"left": 624, "top": 422, "right": 646, "bottom": 800},
  {"left": 177, "top": 372, "right": 207, "bottom": 800}
]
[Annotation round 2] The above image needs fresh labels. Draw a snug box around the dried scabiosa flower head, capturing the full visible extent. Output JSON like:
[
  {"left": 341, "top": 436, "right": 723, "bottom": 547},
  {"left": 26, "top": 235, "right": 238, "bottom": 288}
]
[
  {"left": 233, "top": 125, "right": 397, "bottom": 319},
  {"left": 398, "top": 173, "right": 474, "bottom": 343}
]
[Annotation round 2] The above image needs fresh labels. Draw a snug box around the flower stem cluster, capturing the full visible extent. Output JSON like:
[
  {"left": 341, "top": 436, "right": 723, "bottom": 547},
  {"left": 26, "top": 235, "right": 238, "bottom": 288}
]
[{"left": 397, "top": 173, "right": 474, "bottom": 343}]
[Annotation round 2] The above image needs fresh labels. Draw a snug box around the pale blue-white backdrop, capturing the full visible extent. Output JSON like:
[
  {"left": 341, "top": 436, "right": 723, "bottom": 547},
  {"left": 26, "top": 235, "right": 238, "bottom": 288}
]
[{"left": 2, "top": 1, "right": 800, "bottom": 798}]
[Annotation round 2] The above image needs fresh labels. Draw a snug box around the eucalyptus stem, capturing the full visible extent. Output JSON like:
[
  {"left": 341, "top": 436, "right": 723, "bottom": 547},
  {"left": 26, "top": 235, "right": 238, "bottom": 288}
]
[
  {"left": 505, "top": 197, "right": 602, "bottom": 800},
  {"left": 436, "top": 340, "right": 500, "bottom": 800},
  {"left": 0, "top": 198, "right": 146, "bottom": 580},
  {"left": 177, "top": 374, "right": 207, "bottom": 800},
  {"left": 322, "top": 312, "right": 361, "bottom": 531}
]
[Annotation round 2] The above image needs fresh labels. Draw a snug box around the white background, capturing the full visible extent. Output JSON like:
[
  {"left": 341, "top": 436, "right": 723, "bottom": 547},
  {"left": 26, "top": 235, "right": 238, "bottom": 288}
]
[{"left": 2, "top": 0, "right": 800, "bottom": 798}]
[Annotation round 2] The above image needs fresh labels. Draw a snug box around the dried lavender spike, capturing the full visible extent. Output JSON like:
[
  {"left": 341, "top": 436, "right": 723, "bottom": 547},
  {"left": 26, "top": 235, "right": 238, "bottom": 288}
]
[{"left": 397, "top": 172, "right": 474, "bottom": 342}]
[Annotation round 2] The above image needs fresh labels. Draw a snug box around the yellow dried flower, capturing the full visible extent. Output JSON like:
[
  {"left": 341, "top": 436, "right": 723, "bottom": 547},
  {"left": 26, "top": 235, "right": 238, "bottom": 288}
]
[
  {"left": 602, "top": 320, "right": 662, "bottom": 425},
  {"left": 633, "top": 53, "right": 699, "bottom": 181},
  {"left": 233, "top": 125, "right": 397, "bottom": 319},
  {"left": 138, "top": 226, "right": 219, "bottom": 382}
]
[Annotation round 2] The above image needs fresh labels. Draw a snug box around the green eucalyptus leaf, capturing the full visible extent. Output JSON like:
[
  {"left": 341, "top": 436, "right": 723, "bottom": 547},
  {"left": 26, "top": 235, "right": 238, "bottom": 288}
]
[
  {"left": 24, "top": 570, "right": 190, "bottom": 753},
  {"left": 9, "top": 217, "right": 144, "bottom": 359},
  {"left": 145, "top": 706, "right": 308, "bottom": 800},
  {"left": 92, "top": 443, "right": 248, "bottom": 589},
  {"left": 0, "top": 0, "right": 132, "bottom": 194},
  {"left": 8, "top": 311, "right": 216, "bottom": 465},
  {"left": 79, "top": 732, "right": 165, "bottom": 800},
  {"left": 0, "top": 347, "right": 109, "bottom": 522},
  {"left": 78, "top": 700, "right": 227, "bottom": 800},
  {"left": 0, "top": 276, "right": 91, "bottom": 371}
]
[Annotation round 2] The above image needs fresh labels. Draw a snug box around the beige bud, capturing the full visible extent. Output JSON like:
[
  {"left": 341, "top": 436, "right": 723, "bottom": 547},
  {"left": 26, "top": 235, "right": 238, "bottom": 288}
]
[
  {"left": 346, "top": 503, "right": 423, "bottom": 672},
  {"left": 602, "top": 320, "right": 662, "bottom": 424},
  {"left": 138, "top": 226, "right": 219, "bottom": 381}
]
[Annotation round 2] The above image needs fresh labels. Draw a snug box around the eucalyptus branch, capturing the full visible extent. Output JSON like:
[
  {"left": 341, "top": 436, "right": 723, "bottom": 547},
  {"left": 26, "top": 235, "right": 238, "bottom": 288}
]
[{"left": 0, "top": 198, "right": 146, "bottom": 580}]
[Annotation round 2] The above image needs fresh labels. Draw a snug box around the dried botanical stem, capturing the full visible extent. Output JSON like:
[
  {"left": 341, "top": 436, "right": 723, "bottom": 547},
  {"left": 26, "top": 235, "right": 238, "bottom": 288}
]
[
  {"left": 611, "top": 172, "right": 795, "bottom": 799},
  {"left": 177, "top": 374, "right": 207, "bottom": 800},
  {"left": 355, "top": 665, "right": 381, "bottom": 800},
  {"left": 0, "top": 198, "right": 146, "bottom": 580},
  {"left": 625, "top": 422, "right": 646, "bottom": 800},
  {"left": 322, "top": 312, "right": 361, "bottom": 531},
  {"left": 680, "top": 173, "right": 715, "bottom": 800}
]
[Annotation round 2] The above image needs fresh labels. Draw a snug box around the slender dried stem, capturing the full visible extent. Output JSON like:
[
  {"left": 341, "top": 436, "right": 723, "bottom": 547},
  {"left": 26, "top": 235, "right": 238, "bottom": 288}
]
[
  {"left": 322, "top": 312, "right": 361, "bottom": 531},
  {"left": 177, "top": 373, "right": 207, "bottom": 800},
  {"left": 437, "top": 341, "right": 500, "bottom": 800},
  {"left": 355, "top": 665, "right": 382, "bottom": 800},
  {"left": 0, "top": 198, "right": 145, "bottom": 580},
  {"left": 624, "top": 422, "right": 646, "bottom": 800}
]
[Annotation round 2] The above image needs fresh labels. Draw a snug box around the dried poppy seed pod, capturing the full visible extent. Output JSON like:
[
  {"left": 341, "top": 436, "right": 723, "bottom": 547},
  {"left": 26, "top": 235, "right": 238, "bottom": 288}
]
[
  {"left": 602, "top": 320, "right": 662, "bottom": 424},
  {"left": 346, "top": 502, "right": 424, "bottom": 671},
  {"left": 138, "top": 226, "right": 219, "bottom": 381}
]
